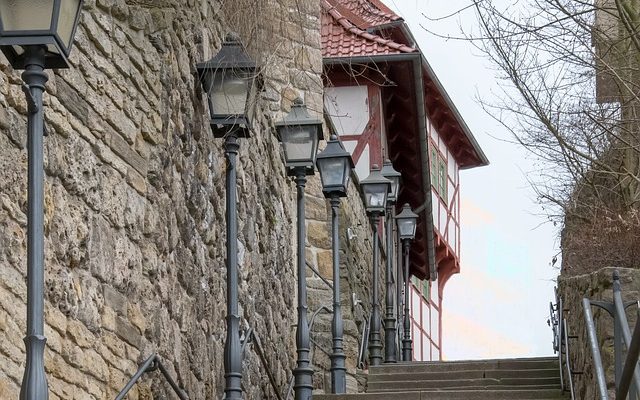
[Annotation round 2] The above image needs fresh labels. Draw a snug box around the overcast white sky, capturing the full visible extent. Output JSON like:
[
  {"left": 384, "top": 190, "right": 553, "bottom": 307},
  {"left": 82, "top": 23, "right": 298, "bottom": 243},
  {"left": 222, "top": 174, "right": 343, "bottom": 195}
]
[{"left": 388, "top": 0, "right": 561, "bottom": 360}]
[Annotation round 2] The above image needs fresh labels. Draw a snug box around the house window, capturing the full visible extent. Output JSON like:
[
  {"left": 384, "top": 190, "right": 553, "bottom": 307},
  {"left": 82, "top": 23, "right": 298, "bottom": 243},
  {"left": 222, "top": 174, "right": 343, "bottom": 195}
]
[
  {"left": 422, "top": 279, "right": 430, "bottom": 299},
  {"left": 429, "top": 142, "right": 448, "bottom": 200},
  {"left": 430, "top": 146, "right": 438, "bottom": 190},
  {"left": 410, "top": 276, "right": 431, "bottom": 301}
]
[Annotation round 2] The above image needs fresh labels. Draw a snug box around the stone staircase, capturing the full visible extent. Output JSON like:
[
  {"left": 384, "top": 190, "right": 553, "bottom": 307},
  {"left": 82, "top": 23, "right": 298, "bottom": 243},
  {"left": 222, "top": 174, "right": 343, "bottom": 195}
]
[{"left": 314, "top": 357, "right": 569, "bottom": 399}]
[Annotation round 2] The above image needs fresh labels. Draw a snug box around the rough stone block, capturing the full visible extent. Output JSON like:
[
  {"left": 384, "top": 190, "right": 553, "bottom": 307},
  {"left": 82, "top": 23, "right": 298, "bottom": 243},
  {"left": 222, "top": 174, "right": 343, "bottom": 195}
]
[
  {"left": 306, "top": 195, "right": 328, "bottom": 221},
  {"left": 103, "top": 285, "right": 127, "bottom": 315},
  {"left": 66, "top": 319, "right": 95, "bottom": 348},
  {"left": 308, "top": 220, "right": 330, "bottom": 249},
  {"left": 115, "top": 316, "right": 142, "bottom": 348},
  {"left": 104, "top": 126, "right": 147, "bottom": 176},
  {"left": 56, "top": 79, "right": 90, "bottom": 126},
  {"left": 317, "top": 249, "right": 333, "bottom": 280}
]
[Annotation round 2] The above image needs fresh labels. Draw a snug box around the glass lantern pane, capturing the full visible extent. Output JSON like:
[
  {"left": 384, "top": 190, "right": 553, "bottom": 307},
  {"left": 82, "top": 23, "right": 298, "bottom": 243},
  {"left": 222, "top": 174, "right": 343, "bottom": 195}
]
[
  {"left": 0, "top": 0, "right": 54, "bottom": 31},
  {"left": 282, "top": 126, "right": 314, "bottom": 163},
  {"left": 206, "top": 70, "right": 249, "bottom": 117},
  {"left": 398, "top": 219, "right": 415, "bottom": 238},
  {"left": 363, "top": 183, "right": 387, "bottom": 208},
  {"left": 344, "top": 163, "right": 351, "bottom": 187},
  {"left": 57, "top": 0, "right": 81, "bottom": 48},
  {"left": 390, "top": 176, "right": 400, "bottom": 199},
  {"left": 318, "top": 157, "right": 346, "bottom": 187}
]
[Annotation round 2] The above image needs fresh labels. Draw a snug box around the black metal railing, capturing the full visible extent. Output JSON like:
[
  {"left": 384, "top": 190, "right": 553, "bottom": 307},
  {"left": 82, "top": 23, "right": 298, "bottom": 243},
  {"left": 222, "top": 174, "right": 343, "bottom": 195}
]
[
  {"left": 307, "top": 260, "right": 334, "bottom": 291},
  {"left": 117, "top": 276, "right": 371, "bottom": 399},
  {"left": 549, "top": 288, "right": 577, "bottom": 400},
  {"left": 358, "top": 315, "right": 370, "bottom": 369},
  {"left": 282, "top": 304, "right": 334, "bottom": 399},
  {"left": 238, "top": 327, "right": 285, "bottom": 400},
  {"left": 115, "top": 353, "right": 188, "bottom": 400},
  {"left": 583, "top": 270, "right": 640, "bottom": 400}
]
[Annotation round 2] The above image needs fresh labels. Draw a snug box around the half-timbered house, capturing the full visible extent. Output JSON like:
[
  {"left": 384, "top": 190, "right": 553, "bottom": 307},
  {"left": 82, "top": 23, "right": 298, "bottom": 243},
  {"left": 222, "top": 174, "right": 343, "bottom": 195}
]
[{"left": 321, "top": 0, "right": 489, "bottom": 361}]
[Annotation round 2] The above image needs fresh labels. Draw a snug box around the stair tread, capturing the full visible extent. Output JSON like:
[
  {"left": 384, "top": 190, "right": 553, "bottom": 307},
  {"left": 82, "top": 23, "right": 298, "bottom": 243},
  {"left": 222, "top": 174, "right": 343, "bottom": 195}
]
[
  {"left": 315, "top": 357, "right": 567, "bottom": 399},
  {"left": 314, "top": 389, "right": 569, "bottom": 399},
  {"left": 369, "top": 385, "right": 563, "bottom": 392}
]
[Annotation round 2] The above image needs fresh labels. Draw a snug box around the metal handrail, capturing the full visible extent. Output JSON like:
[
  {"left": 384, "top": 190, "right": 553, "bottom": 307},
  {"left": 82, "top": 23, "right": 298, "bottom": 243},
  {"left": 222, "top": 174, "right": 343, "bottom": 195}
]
[
  {"left": 240, "top": 327, "right": 284, "bottom": 400},
  {"left": 619, "top": 308, "right": 640, "bottom": 400},
  {"left": 284, "top": 304, "right": 334, "bottom": 399},
  {"left": 306, "top": 260, "right": 333, "bottom": 291},
  {"left": 358, "top": 315, "right": 370, "bottom": 369},
  {"left": 549, "top": 290, "right": 576, "bottom": 400},
  {"left": 549, "top": 296, "right": 563, "bottom": 388},
  {"left": 613, "top": 290, "right": 640, "bottom": 395},
  {"left": 562, "top": 318, "right": 576, "bottom": 400},
  {"left": 309, "top": 305, "right": 333, "bottom": 331},
  {"left": 583, "top": 297, "right": 610, "bottom": 400},
  {"left": 583, "top": 270, "right": 640, "bottom": 400},
  {"left": 115, "top": 353, "right": 188, "bottom": 400}
]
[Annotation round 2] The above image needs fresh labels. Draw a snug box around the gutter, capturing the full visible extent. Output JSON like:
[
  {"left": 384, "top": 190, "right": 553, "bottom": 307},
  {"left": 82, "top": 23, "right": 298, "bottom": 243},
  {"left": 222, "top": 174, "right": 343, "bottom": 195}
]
[
  {"left": 324, "top": 53, "right": 420, "bottom": 65},
  {"left": 411, "top": 56, "right": 438, "bottom": 282}
]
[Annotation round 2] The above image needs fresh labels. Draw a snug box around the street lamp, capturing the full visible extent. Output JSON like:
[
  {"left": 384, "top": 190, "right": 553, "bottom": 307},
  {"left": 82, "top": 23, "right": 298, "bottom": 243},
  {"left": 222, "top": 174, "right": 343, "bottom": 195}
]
[
  {"left": 276, "top": 98, "right": 322, "bottom": 400},
  {"left": 381, "top": 159, "right": 401, "bottom": 363},
  {"left": 395, "top": 204, "right": 418, "bottom": 362},
  {"left": 0, "top": 0, "right": 84, "bottom": 69},
  {"left": 316, "top": 134, "right": 353, "bottom": 393},
  {"left": 196, "top": 32, "right": 258, "bottom": 400},
  {"left": 381, "top": 159, "right": 401, "bottom": 204},
  {"left": 360, "top": 165, "right": 391, "bottom": 366},
  {"left": 0, "top": 2, "right": 83, "bottom": 399},
  {"left": 196, "top": 32, "right": 258, "bottom": 139}
]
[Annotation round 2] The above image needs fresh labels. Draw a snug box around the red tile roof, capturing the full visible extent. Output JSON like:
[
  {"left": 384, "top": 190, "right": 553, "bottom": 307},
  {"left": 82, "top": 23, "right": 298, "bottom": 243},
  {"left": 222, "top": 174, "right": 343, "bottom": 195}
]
[
  {"left": 322, "top": 0, "right": 416, "bottom": 58},
  {"left": 336, "top": 0, "right": 402, "bottom": 28}
]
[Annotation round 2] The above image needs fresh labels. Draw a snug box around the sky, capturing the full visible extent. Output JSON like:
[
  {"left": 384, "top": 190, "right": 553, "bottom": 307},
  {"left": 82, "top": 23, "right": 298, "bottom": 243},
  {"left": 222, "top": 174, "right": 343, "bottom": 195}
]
[{"left": 387, "top": 0, "right": 562, "bottom": 360}]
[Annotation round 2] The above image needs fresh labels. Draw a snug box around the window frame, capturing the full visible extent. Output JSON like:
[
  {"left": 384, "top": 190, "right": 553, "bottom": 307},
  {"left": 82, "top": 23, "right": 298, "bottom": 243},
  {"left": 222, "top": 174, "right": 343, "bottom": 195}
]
[{"left": 429, "top": 141, "right": 448, "bottom": 201}]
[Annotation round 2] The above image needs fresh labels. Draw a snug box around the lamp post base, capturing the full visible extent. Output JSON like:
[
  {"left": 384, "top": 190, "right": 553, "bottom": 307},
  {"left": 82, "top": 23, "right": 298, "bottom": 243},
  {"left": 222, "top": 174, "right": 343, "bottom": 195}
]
[
  {"left": 402, "top": 240, "right": 413, "bottom": 362},
  {"left": 368, "top": 212, "right": 383, "bottom": 367},
  {"left": 384, "top": 316, "right": 397, "bottom": 363},
  {"left": 402, "top": 339, "right": 413, "bottom": 362},
  {"left": 20, "top": 335, "right": 48, "bottom": 400}
]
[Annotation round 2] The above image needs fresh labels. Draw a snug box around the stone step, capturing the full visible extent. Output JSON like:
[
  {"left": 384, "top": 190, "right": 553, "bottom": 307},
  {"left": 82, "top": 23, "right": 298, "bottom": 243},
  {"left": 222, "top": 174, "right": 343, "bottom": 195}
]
[
  {"left": 367, "top": 377, "right": 561, "bottom": 392},
  {"left": 313, "top": 388, "right": 569, "bottom": 399},
  {"left": 367, "top": 368, "right": 561, "bottom": 382},
  {"left": 369, "top": 384, "right": 561, "bottom": 392},
  {"left": 315, "top": 357, "right": 567, "bottom": 399},
  {"left": 369, "top": 357, "right": 559, "bottom": 375}
]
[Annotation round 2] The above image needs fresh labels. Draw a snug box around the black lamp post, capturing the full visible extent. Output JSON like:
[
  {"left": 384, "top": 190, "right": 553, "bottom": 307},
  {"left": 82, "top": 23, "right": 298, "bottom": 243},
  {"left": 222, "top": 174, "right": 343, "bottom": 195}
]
[
  {"left": 0, "top": 2, "right": 83, "bottom": 399},
  {"left": 276, "top": 98, "right": 322, "bottom": 400},
  {"left": 360, "top": 166, "right": 391, "bottom": 366},
  {"left": 316, "top": 134, "right": 353, "bottom": 393},
  {"left": 381, "top": 159, "right": 401, "bottom": 363},
  {"left": 395, "top": 204, "right": 418, "bottom": 362},
  {"left": 196, "top": 32, "right": 258, "bottom": 400}
]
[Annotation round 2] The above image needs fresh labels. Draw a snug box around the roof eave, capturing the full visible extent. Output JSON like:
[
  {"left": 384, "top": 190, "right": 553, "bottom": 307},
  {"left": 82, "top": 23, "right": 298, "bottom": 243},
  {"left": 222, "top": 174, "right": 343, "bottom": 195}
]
[
  {"left": 420, "top": 52, "right": 489, "bottom": 168},
  {"left": 323, "top": 52, "right": 420, "bottom": 65}
]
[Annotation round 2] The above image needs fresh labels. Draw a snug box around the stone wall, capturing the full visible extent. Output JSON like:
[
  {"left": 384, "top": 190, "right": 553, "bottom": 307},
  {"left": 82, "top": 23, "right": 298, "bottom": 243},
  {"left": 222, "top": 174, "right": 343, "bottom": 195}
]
[
  {"left": 0, "top": 0, "right": 348, "bottom": 398},
  {"left": 559, "top": 267, "right": 640, "bottom": 399}
]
